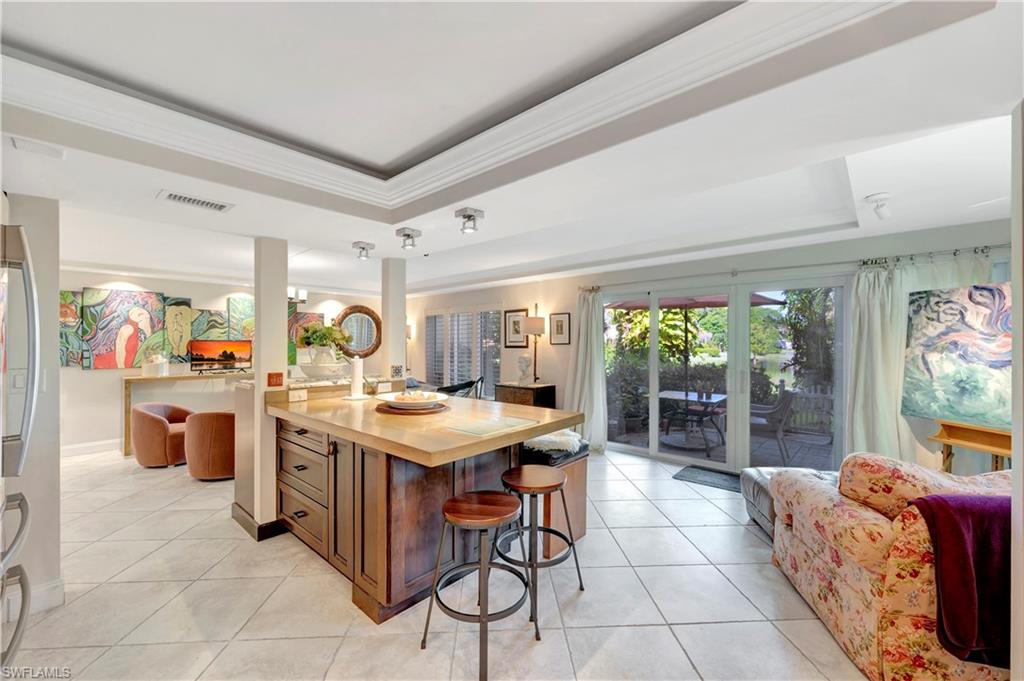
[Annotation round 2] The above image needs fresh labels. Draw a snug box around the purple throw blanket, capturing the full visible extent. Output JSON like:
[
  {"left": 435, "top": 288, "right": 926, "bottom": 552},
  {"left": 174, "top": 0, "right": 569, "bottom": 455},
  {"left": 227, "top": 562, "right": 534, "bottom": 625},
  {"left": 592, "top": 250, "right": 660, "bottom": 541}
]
[{"left": 910, "top": 494, "right": 1011, "bottom": 669}]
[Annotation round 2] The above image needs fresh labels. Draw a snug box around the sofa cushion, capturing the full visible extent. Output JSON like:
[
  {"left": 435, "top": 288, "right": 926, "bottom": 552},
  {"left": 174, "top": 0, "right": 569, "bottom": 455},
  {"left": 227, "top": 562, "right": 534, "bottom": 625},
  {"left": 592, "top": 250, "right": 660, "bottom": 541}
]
[{"left": 839, "top": 453, "right": 1012, "bottom": 520}]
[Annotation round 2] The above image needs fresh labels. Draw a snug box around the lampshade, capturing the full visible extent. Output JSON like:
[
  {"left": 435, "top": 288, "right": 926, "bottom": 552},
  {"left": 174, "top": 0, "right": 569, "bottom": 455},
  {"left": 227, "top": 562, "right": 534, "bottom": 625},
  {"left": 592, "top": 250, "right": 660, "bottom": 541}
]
[{"left": 524, "top": 316, "right": 545, "bottom": 336}]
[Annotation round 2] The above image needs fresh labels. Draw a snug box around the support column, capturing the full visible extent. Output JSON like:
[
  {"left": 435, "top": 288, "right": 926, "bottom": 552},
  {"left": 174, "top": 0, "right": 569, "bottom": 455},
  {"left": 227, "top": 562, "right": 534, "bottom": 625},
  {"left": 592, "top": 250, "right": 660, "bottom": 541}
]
[
  {"left": 1009, "top": 100, "right": 1022, "bottom": 676},
  {"left": 252, "top": 237, "right": 288, "bottom": 525},
  {"left": 381, "top": 257, "right": 407, "bottom": 384}
]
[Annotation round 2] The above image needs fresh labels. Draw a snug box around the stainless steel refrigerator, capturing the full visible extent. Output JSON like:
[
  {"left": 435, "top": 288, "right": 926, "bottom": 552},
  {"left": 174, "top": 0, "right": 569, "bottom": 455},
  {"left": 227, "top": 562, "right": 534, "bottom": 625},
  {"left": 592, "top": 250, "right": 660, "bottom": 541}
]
[{"left": 1, "top": 213, "right": 38, "bottom": 663}]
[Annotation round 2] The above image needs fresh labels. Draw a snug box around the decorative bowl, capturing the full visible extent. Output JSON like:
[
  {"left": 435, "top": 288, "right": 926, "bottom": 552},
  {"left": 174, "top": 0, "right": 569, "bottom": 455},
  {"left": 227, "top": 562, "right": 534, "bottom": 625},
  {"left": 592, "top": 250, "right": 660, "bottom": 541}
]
[{"left": 375, "top": 391, "right": 449, "bottom": 410}]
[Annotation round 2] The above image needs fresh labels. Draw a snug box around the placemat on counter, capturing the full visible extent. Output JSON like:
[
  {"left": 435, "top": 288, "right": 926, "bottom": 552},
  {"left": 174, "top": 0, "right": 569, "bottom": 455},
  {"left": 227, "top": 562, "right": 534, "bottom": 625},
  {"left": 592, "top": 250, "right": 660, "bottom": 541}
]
[{"left": 447, "top": 416, "right": 538, "bottom": 436}]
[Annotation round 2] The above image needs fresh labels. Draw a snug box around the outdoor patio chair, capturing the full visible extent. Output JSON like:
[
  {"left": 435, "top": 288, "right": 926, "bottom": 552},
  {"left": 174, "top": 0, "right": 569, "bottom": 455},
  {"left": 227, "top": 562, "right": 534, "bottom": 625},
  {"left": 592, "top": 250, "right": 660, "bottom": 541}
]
[{"left": 750, "top": 390, "right": 796, "bottom": 466}]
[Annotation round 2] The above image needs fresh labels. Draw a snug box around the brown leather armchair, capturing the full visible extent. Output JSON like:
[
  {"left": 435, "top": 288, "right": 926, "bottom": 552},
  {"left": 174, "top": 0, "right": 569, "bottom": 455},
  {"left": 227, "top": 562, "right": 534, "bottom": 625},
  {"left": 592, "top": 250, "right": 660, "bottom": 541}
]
[
  {"left": 184, "top": 411, "right": 235, "bottom": 480},
  {"left": 131, "top": 403, "right": 193, "bottom": 467}
]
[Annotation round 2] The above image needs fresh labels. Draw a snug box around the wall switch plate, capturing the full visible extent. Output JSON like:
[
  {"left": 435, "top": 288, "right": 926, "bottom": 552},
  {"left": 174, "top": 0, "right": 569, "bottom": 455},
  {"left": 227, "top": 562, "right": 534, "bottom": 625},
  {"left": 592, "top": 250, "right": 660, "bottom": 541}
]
[
  {"left": 267, "top": 372, "right": 284, "bottom": 387},
  {"left": 288, "top": 389, "right": 308, "bottom": 402}
]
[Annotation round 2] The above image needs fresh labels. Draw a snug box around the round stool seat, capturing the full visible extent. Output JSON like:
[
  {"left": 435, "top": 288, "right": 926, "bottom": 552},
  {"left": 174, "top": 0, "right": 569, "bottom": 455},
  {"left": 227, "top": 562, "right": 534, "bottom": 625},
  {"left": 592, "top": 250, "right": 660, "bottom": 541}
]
[
  {"left": 443, "top": 491, "right": 521, "bottom": 529},
  {"left": 501, "top": 465, "right": 567, "bottom": 495}
]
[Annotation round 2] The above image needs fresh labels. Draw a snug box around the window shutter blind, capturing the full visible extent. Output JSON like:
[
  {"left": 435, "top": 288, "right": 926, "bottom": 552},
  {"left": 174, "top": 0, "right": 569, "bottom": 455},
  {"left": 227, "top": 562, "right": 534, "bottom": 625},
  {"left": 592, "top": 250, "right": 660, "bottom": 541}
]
[
  {"left": 425, "top": 314, "right": 445, "bottom": 386},
  {"left": 448, "top": 311, "right": 474, "bottom": 384},
  {"left": 477, "top": 310, "right": 502, "bottom": 399}
]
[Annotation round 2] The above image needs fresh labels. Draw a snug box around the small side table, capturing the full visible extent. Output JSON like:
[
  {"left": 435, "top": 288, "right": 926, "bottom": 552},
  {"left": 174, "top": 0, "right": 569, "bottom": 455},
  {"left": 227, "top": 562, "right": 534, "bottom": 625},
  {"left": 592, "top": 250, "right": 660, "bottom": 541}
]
[
  {"left": 929, "top": 419, "right": 1011, "bottom": 473},
  {"left": 494, "top": 383, "right": 556, "bottom": 409}
]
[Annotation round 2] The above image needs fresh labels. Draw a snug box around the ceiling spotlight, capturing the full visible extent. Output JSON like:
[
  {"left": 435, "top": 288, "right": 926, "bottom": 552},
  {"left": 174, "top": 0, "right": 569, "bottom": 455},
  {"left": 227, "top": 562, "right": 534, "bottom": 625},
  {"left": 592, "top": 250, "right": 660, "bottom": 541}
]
[
  {"left": 352, "top": 241, "right": 374, "bottom": 260},
  {"left": 865, "top": 192, "right": 892, "bottom": 220},
  {"left": 395, "top": 227, "right": 421, "bottom": 250},
  {"left": 455, "top": 207, "right": 484, "bottom": 235}
]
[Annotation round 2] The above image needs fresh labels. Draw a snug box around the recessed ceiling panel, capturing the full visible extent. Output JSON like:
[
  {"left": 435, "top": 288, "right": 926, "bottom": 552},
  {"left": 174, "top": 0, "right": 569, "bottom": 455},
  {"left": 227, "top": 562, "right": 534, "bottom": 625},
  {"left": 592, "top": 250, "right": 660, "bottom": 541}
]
[{"left": 1, "top": 1, "right": 734, "bottom": 176}]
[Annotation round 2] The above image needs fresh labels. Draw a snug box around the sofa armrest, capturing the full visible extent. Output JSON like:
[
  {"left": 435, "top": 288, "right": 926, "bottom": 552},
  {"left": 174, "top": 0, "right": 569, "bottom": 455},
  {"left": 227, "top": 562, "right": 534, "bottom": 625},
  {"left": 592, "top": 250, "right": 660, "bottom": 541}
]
[
  {"left": 881, "top": 505, "right": 937, "bottom": 617},
  {"left": 771, "top": 469, "right": 895, "bottom": 573}
]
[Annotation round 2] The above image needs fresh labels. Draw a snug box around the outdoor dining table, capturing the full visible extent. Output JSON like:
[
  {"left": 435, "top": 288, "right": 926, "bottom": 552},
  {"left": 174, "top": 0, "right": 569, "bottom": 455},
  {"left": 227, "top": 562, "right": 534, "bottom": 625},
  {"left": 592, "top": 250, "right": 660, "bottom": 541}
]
[{"left": 658, "top": 390, "right": 727, "bottom": 452}]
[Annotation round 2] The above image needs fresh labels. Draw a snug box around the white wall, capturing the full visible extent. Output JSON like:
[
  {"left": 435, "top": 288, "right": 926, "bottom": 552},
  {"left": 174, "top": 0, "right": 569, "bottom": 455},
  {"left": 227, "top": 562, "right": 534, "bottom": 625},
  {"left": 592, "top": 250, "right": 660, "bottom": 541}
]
[
  {"left": 58, "top": 270, "right": 380, "bottom": 453},
  {"left": 408, "top": 220, "right": 1011, "bottom": 472},
  {"left": 5, "top": 194, "right": 64, "bottom": 616}
]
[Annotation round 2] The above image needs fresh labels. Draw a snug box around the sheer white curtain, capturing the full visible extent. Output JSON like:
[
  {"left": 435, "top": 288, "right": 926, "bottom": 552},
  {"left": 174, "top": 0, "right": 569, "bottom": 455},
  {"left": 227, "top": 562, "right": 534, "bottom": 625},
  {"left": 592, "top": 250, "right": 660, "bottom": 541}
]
[
  {"left": 565, "top": 288, "right": 607, "bottom": 451},
  {"left": 849, "top": 255, "right": 992, "bottom": 461}
]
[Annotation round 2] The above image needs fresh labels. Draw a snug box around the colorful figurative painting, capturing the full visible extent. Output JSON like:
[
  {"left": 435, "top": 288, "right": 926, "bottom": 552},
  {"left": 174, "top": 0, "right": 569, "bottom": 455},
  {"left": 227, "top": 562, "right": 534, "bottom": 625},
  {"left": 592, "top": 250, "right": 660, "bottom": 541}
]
[
  {"left": 59, "top": 290, "right": 85, "bottom": 367},
  {"left": 228, "top": 295, "right": 256, "bottom": 340},
  {"left": 901, "top": 282, "right": 1012, "bottom": 430},
  {"left": 288, "top": 308, "right": 325, "bottom": 365},
  {"left": 81, "top": 288, "right": 166, "bottom": 370},
  {"left": 191, "top": 308, "right": 229, "bottom": 341},
  {"left": 163, "top": 296, "right": 193, "bottom": 363}
]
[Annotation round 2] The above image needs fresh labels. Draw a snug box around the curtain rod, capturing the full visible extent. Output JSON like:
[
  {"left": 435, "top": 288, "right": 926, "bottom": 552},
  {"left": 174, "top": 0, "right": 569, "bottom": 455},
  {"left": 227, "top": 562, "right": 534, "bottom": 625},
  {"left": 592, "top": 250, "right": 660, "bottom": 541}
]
[
  {"left": 857, "top": 244, "right": 1005, "bottom": 268},
  {"left": 586, "top": 242, "right": 1009, "bottom": 294}
]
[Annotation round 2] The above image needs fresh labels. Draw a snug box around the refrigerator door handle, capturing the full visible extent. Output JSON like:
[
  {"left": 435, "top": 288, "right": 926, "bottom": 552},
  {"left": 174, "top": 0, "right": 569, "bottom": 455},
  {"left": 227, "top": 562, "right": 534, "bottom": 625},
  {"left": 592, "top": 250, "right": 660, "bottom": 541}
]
[
  {"left": 0, "top": 493, "right": 30, "bottom": 573},
  {"left": 0, "top": 565, "right": 31, "bottom": 665}
]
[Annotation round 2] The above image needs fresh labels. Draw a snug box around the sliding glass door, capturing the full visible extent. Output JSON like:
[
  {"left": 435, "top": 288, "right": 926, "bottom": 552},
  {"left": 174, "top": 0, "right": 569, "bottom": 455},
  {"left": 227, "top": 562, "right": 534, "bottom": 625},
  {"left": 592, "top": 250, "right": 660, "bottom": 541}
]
[
  {"left": 746, "top": 284, "right": 845, "bottom": 470},
  {"left": 604, "top": 294, "right": 650, "bottom": 452},
  {"left": 654, "top": 292, "right": 731, "bottom": 468}
]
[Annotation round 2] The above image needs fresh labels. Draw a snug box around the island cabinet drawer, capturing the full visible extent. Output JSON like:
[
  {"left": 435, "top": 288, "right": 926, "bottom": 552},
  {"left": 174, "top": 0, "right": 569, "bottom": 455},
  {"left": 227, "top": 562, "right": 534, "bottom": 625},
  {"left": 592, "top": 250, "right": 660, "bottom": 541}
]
[
  {"left": 277, "top": 419, "right": 328, "bottom": 454},
  {"left": 278, "top": 481, "right": 327, "bottom": 557},
  {"left": 277, "top": 439, "right": 327, "bottom": 506}
]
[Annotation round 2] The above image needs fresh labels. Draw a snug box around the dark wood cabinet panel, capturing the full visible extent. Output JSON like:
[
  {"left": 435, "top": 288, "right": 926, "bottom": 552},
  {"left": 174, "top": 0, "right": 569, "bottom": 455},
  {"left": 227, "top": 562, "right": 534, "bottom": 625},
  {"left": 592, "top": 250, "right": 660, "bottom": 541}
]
[
  {"left": 354, "top": 446, "right": 388, "bottom": 604},
  {"left": 277, "top": 438, "right": 328, "bottom": 506},
  {"left": 328, "top": 438, "right": 355, "bottom": 579},
  {"left": 494, "top": 384, "right": 556, "bottom": 409},
  {"left": 278, "top": 481, "right": 328, "bottom": 557}
]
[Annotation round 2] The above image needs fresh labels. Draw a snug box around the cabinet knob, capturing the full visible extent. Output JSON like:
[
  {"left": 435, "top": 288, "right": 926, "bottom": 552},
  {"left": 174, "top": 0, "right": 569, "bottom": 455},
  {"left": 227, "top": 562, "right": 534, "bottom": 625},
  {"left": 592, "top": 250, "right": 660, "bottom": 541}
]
[
  {"left": 295, "top": 428, "right": 309, "bottom": 436},
  {"left": 292, "top": 464, "right": 308, "bottom": 472},
  {"left": 292, "top": 510, "right": 308, "bottom": 519},
  {"left": 329, "top": 441, "right": 338, "bottom": 456}
]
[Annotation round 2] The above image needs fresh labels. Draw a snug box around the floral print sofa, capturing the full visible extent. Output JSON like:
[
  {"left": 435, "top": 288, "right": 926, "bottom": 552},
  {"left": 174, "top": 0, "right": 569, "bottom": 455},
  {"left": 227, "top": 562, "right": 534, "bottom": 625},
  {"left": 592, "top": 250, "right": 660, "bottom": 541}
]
[{"left": 769, "top": 453, "right": 1011, "bottom": 681}]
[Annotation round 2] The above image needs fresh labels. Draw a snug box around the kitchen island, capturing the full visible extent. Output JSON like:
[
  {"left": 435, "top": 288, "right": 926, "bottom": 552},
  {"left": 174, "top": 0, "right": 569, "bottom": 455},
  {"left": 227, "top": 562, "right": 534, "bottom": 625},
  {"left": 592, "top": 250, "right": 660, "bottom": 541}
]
[{"left": 264, "top": 389, "right": 585, "bottom": 623}]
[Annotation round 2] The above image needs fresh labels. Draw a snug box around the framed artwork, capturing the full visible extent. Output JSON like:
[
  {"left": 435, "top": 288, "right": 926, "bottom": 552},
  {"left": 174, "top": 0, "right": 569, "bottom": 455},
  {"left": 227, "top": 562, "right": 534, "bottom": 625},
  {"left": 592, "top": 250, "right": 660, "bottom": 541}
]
[
  {"left": 163, "top": 296, "right": 193, "bottom": 363},
  {"left": 504, "top": 308, "right": 528, "bottom": 348},
  {"left": 81, "top": 287, "right": 166, "bottom": 369},
  {"left": 191, "top": 308, "right": 229, "bottom": 341},
  {"left": 59, "top": 290, "right": 84, "bottom": 367},
  {"left": 227, "top": 295, "right": 256, "bottom": 340},
  {"left": 549, "top": 312, "right": 571, "bottom": 345},
  {"left": 901, "top": 282, "right": 1012, "bottom": 430}
]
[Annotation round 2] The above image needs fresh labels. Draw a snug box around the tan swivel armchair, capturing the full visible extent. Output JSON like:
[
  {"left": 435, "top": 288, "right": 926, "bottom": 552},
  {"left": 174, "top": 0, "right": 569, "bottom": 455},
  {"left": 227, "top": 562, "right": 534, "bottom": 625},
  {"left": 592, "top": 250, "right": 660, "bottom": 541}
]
[
  {"left": 131, "top": 403, "right": 193, "bottom": 467},
  {"left": 184, "top": 411, "right": 235, "bottom": 480}
]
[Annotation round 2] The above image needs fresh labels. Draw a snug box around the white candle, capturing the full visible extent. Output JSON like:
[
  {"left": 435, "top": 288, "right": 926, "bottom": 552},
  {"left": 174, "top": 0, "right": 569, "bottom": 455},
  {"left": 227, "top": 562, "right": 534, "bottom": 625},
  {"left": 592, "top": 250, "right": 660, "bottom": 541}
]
[{"left": 350, "top": 357, "right": 363, "bottom": 397}]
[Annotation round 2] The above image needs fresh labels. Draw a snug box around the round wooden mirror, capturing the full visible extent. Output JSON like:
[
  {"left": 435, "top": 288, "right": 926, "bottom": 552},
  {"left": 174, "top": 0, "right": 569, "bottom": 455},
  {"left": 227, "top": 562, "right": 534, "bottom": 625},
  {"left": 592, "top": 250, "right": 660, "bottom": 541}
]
[{"left": 333, "top": 305, "right": 382, "bottom": 358}]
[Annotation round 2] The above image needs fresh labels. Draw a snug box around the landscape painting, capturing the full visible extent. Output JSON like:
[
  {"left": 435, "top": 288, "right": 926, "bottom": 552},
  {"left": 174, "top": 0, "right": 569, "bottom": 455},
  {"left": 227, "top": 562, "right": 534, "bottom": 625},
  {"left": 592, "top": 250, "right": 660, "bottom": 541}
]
[
  {"left": 901, "top": 282, "right": 1012, "bottom": 430},
  {"left": 228, "top": 295, "right": 256, "bottom": 340},
  {"left": 81, "top": 287, "right": 166, "bottom": 370},
  {"left": 163, "top": 296, "right": 193, "bottom": 363},
  {"left": 191, "top": 309, "right": 229, "bottom": 341},
  {"left": 59, "top": 290, "right": 84, "bottom": 367}
]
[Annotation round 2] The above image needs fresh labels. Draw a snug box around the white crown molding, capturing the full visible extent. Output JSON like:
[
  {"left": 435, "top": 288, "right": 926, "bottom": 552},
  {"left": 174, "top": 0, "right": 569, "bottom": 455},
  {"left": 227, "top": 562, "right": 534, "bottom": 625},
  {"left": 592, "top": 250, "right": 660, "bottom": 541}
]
[{"left": 2, "top": 2, "right": 986, "bottom": 216}]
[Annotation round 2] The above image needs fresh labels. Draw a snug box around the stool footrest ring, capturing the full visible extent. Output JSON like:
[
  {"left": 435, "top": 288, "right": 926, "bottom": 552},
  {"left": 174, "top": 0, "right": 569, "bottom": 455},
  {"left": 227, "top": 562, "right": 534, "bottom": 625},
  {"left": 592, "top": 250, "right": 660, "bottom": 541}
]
[
  {"left": 494, "top": 526, "right": 575, "bottom": 570},
  {"left": 434, "top": 561, "right": 528, "bottom": 624}
]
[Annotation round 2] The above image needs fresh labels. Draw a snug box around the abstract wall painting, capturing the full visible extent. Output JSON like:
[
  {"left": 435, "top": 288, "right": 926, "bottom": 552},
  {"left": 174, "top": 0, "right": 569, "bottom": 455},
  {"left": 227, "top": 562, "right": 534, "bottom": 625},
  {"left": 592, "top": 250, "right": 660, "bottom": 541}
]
[
  {"left": 59, "top": 290, "right": 84, "bottom": 367},
  {"left": 163, "top": 296, "right": 193, "bottom": 363},
  {"left": 228, "top": 295, "right": 256, "bottom": 340},
  {"left": 81, "top": 287, "right": 166, "bottom": 370},
  {"left": 191, "top": 308, "right": 229, "bottom": 341},
  {"left": 288, "top": 309, "right": 325, "bottom": 365},
  {"left": 901, "top": 282, "right": 1012, "bottom": 430}
]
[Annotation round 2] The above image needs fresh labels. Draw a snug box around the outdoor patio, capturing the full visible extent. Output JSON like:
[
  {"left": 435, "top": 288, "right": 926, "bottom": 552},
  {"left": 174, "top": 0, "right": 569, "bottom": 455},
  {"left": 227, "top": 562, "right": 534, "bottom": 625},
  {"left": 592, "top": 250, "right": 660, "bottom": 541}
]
[{"left": 608, "top": 427, "right": 837, "bottom": 471}]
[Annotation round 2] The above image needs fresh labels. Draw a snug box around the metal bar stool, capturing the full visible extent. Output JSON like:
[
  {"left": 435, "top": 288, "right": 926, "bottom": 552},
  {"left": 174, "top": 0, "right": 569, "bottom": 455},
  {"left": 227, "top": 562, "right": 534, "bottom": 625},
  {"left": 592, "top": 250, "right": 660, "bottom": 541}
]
[
  {"left": 421, "top": 491, "right": 530, "bottom": 681},
  {"left": 494, "top": 464, "right": 584, "bottom": 641}
]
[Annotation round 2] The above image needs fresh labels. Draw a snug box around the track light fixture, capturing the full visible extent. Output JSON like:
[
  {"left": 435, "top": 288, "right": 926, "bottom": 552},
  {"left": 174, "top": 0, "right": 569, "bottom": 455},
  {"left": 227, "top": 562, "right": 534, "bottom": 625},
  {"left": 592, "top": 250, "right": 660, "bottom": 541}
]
[
  {"left": 395, "top": 227, "right": 421, "bottom": 250},
  {"left": 352, "top": 241, "right": 374, "bottom": 260},
  {"left": 864, "top": 192, "right": 892, "bottom": 220},
  {"left": 455, "top": 207, "right": 484, "bottom": 235}
]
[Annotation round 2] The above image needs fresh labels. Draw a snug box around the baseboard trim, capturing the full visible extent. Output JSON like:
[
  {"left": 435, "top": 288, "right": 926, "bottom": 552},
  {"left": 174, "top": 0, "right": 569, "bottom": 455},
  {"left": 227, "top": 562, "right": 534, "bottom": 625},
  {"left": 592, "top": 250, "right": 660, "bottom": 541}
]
[
  {"left": 231, "top": 503, "right": 286, "bottom": 542},
  {"left": 3, "top": 575, "right": 64, "bottom": 622},
  {"left": 60, "top": 438, "right": 120, "bottom": 457}
]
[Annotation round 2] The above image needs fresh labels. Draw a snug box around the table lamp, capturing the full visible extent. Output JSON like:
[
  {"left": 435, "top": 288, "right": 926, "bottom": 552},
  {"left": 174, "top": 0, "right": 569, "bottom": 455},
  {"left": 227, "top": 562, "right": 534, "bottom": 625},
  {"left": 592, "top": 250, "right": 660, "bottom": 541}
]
[{"left": 524, "top": 304, "right": 545, "bottom": 383}]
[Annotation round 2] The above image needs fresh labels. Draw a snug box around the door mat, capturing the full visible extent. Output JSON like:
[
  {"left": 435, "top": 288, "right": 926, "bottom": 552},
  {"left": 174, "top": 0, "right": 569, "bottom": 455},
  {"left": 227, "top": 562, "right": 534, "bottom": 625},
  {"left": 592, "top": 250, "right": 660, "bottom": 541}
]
[{"left": 672, "top": 465, "right": 741, "bottom": 493}]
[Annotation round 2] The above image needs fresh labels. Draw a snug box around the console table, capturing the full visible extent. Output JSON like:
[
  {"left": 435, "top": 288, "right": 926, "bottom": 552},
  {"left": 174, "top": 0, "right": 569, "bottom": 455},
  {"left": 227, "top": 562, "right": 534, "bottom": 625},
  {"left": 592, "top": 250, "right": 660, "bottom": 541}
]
[
  {"left": 494, "top": 382, "right": 556, "bottom": 409},
  {"left": 122, "top": 373, "right": 253, "bottom": 455}
]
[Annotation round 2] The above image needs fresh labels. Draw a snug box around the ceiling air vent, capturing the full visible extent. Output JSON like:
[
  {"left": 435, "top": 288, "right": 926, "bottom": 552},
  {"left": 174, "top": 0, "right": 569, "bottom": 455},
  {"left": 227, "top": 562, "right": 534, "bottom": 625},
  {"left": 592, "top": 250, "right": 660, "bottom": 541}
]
[{"left": 157, "top": 190, "right": 235, "bottom": 213}]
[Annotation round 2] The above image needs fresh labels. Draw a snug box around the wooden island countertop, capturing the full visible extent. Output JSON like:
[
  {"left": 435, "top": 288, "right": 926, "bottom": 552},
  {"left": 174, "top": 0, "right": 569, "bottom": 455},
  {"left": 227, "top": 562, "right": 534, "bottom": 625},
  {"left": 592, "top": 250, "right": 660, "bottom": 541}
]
[{"left": 266, "top": 393, "right": 584, "bottom": 467}]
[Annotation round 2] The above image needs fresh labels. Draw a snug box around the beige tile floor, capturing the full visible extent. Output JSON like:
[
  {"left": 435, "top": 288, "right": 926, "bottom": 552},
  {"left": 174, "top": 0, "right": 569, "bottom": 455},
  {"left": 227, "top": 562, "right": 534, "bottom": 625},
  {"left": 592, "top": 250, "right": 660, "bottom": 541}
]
[{"left": 8, "top": 449, "right": 867, "bottom": 680}]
